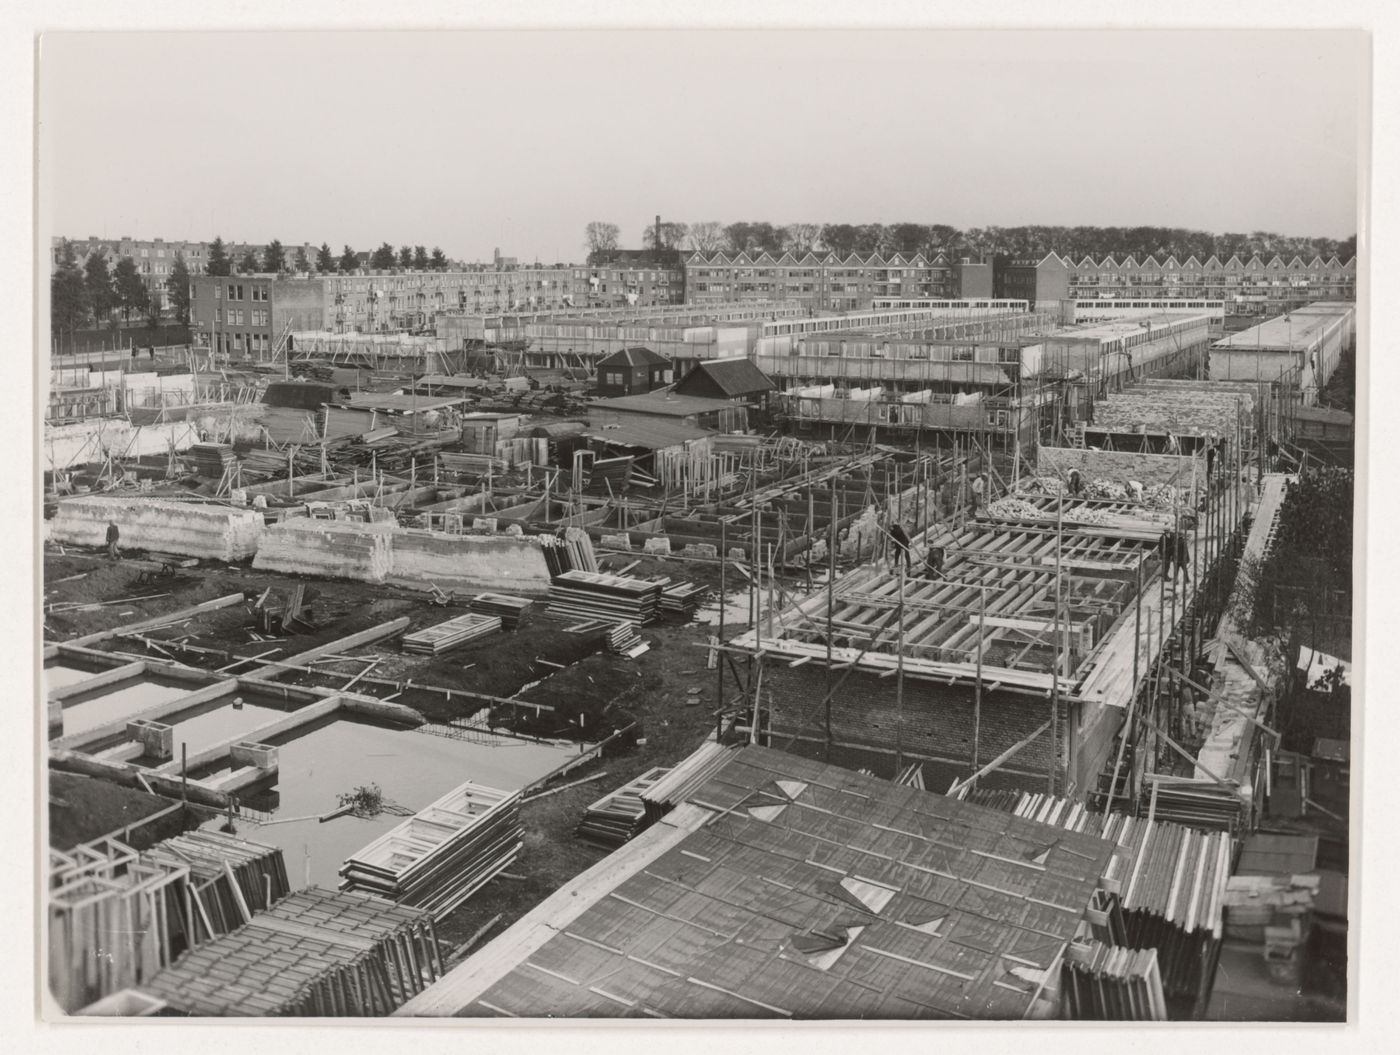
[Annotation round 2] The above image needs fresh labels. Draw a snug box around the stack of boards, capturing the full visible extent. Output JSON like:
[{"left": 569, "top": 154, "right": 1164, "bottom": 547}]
[
  {"left": 660, "top": 580, "right": 709, "bottom": 617},
  {"left": 576, "top": 766, "right": 670, "bottom": 848},
  {"left": 639, "top": 741, "right": 736, "bottom": 825},
  {"left": 401, "top": 612, "right": 502, "bottom": 655},
  {"left": 606, "top": 622, "right": 648, "bottom": 658},
  {"left": 468, "top": 593, "right": 532, "bottom": 630},
  {"left": 188, "top": 442, "right": 237, "bottom": 479},
  {"left": 547, "top": 571, "right": 661, "bottom": 625},
  {"left": 1062, "top": 941, "right": 1169, "bottom": 1021},
  {"left": 339, "top": 780, "right": 522, "bottom": 920},
  {"left": 538, "top": 528, "right": 599, "bottom": 577},
  {"left": 137, "top": 888, "right": 443, "bottom": 1017}
]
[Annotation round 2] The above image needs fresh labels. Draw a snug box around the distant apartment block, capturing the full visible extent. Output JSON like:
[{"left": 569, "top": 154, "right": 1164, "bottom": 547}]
[
  {"left": 995, "top": 252, "right": 1357, "bottom": 314},
  {"left": 190, "top": 267, "right": 588, "bottom": 356},
  {"left": 53, "top": 236, "right": 319, "bottom": 312},
  {"left": 683, "top": 251, "right": 991, "bottom": 312}
]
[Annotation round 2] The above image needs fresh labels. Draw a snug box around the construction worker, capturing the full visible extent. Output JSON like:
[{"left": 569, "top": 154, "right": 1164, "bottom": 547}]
[
  {"left": 1161, "top": 528, "right": 1190, "bottom": 583},
  {"left": 888, "top": 522, "right": 912, "bottom": 573},
  {"left": 970, "top": 474, "right": 986, "bottom": 515},
  {"left": 105, "top": 520, "right": 121, "bottom": 561},
  {"left": 923, "top": 545, "right": 946, "bottom": 581},
  {"left": 1067, "top": 468, "right": 1083, "bottom": 496}
]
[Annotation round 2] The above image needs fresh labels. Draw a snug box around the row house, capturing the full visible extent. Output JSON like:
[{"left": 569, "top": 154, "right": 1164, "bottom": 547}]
[
  {"left": 684, "top": 250, "right": 987, "bottom": 312},
  {"left": 998, "top": 251, "right": 1357, "bottom": 314}
]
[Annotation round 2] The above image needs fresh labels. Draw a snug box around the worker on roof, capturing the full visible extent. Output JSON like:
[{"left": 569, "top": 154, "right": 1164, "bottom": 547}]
[
  {"left": 922, "top": 545, "right": 946, "bottom": 582},
  {"left": 888, "top": 522, "right": 912, "bottom": 573}
]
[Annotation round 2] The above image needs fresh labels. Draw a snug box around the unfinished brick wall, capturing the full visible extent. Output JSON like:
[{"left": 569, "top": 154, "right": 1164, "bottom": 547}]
[
  {"left": 1037, "top": 445, "right": 1204, "bottom": 488},
  {"left": 760, "top": 663, "right": 1071, "bottom": 791}
]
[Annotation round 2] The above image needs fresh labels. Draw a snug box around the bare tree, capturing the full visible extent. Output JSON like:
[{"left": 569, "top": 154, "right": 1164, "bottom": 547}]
[
  {"left": 781, "top": 223, "right": 822, "bottom": 256},
  {"left": 585, "top": 221, "right": 621, "bottom": 255},
  {"left": 642, "top": 222, "right": 690, "bottom": 251},
  {"left": 687, "top": 221, "right": 725, "bottom": 253}
]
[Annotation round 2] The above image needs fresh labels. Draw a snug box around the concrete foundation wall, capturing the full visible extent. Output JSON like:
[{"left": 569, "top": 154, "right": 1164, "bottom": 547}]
[
  {"left": 49, "top": 496, "right": 263, "bottom": 560},
  {"left": 45, "top": 419, "right": 199, "bottom": 472},
  {"left": 387, "top": 529, "right": 552, "bottom": 595},
  {"left": 252, "top": 517, "right": 395, "bottom": 581},
  {"left": 1037, "top": 445, "right": 1205, "bottom": 488}
]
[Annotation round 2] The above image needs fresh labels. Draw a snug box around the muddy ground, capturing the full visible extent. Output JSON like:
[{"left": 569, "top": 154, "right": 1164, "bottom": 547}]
[{"left": 44, "top": 539, "right": 762, "bottom": 950}]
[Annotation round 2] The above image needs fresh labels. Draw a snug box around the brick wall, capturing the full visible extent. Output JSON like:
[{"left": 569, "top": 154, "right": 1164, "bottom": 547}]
[
  {"left": 1037, "top": 445, "right": 1205, "bottom": 488},
  {"left": 760, "top": 663, "right": 1072, "bottom": 790}
]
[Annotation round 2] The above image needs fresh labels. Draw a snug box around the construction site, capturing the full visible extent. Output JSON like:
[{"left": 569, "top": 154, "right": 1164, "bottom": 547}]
[{"left": 41, "top": 292, "right": 1355, "bottom": 1022}]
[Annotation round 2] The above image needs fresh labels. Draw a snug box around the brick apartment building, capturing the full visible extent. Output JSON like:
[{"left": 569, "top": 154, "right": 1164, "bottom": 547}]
[
  {"left": 190, "top": 267, "right": 590, "bottom": 356},
  {"left": 995, "top": 251, "right": 1357, "bottom": 314}
]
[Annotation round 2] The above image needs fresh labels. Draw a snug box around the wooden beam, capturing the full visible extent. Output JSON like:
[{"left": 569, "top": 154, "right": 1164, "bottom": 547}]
[
  {"left": 947, "top": 719, "right": 1053, "bottom": 796},
  {"left": 246, "top": 618, "right": 411, "bottom": 679}
]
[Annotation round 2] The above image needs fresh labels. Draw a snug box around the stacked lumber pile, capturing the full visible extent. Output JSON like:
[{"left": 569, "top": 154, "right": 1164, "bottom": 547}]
[
  {"left": 538, "top": 527, "right": 599, "bottom": 576},
  {"left": 49, "top": 834, "right": 294, "bottom": 1013},
  {"left": 136, "top": 888, "right": 442, "bottom": 1016},
  {"left": 1140, "top": 774, "right": 1246, "bottom": 831},
  {"left": 440, "top": 451, "right": 504, "bottom": 476},
  {"left": 1062, "top": 941, "right": 1169, "bottom": 1021},
  {"left": 469, "top": 593, "right": 532, "bottom": 630},
  {"left": 639, "top": 741, "right": 736, "bottom": 824},
  {"left": 140, "top": 830, "right": 291, "bottom": 939},
  {"left": 606, "top": 622, "right": 647, "bottom": 658},
  {"left": 972, "top": 791, "right": 1231, "bottom": 1009},
  {"left": 189, "top": 442, "right": 237, "bottom": 478},
  {"left": 339, "top": 780, "right": 522, "bottom": 920},
  {"left": 547, "top": 570, "right": 661, "bottom": 625},
  {"left": 660, "top": 580, "right": 709, "bottom": 617},
  {"left": 401, "top": 612, "right": 502, "bottom": 654},
  {"left": 575, "top": 767, "right": 671, "bottom": 848}
]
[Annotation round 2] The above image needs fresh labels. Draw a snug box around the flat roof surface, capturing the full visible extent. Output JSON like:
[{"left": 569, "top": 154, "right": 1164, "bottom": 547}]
[
  {"left": 403, "top": 745, "right": 1114, "bottom": 1019},
  {"left": 1042, "top": 313, "right": 1209, "bottom": 341},
  {"left": 584, "top": 418, "right": 713, "bottom": 450},
  {"left": 342, "top": 393, "right": 465, "bottom": 413},
  {"left": 1212, "top": 310, "right": 1350, "bottom": 352},
  {"left": 590, "top": 391, "right": 733, "bottom": 417}
]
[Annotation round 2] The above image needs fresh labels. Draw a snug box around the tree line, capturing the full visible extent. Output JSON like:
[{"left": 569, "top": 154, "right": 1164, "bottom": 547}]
[
  {"left": 199, "top": 237, "right": 452, "bottom": 277},
  {"left": 50, "top": 236, "right": 455, "bottom": 340},
  {"left": 586, "top": 220, "right": 1357, "bottom": 265}
]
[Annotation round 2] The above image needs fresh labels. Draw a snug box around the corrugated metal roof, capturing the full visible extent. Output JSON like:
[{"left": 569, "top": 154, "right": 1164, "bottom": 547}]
[{"left": 408, "top": 745, "right": 1114, "bottom": 1020}]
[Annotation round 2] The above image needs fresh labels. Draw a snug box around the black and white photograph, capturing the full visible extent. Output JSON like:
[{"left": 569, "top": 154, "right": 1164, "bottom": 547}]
[{"left": 7, "top": 5, "right": 1387, "bottom": 1043}]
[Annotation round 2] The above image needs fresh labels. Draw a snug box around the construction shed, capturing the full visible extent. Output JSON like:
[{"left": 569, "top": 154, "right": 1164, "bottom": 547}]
[
  {"left": 594, "top": 347, "right": 672, "bottom": 397},
  {"left": 396, "top": 745, "right": 1123, "bottom": 1020},
  {"left": 673, "top": 356, "right": 777, "bottom": 407}
]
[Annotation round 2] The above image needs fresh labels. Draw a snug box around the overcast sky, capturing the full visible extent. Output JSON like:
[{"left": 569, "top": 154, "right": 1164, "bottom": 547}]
[{"left": 38, "top": 29, "right": 1365, "bottom": 262}]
